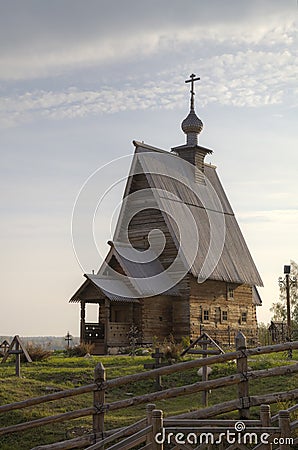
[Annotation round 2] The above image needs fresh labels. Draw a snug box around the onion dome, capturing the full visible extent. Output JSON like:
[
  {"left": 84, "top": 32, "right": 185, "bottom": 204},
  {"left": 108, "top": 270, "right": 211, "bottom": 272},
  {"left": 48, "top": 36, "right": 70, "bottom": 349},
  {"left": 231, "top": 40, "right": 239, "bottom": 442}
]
[{"left": 181, "top": 109, "right": 203, "bottom": 135}]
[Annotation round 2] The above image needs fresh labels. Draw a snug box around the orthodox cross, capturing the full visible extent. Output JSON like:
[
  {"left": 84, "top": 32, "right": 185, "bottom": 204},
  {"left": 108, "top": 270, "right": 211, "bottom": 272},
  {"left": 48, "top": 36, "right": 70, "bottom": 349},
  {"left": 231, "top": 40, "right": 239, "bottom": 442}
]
[
  {"left": 185, "top": 73, "right": 200, "bottom": 110},
  {"left": 143, "top": 347, "right": 166, "bottom": 390},
  {"left": 65, "top": 331, "right": 73, "bottom": 348}
]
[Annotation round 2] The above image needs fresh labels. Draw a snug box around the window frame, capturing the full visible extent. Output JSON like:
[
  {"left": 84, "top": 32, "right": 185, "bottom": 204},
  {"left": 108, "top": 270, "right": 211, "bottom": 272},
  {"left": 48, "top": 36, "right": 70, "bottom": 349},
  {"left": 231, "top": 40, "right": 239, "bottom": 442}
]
[{"left": 222, "top": 310, "right": 228, "bottom": 321}]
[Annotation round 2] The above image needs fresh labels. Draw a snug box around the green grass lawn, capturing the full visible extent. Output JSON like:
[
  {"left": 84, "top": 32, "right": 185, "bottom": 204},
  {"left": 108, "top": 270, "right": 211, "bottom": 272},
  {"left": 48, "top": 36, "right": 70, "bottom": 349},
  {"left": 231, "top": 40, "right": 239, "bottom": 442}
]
[{"left": 0, "top": 351, "right": 297, "bottom": 450}]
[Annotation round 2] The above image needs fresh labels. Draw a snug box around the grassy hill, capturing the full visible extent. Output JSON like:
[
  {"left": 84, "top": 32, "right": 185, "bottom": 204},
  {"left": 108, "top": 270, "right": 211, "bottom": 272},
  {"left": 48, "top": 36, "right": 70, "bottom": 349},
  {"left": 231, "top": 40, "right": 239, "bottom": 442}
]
[{"left": 0, "top": 351, "right": 297, "bottom": 450}]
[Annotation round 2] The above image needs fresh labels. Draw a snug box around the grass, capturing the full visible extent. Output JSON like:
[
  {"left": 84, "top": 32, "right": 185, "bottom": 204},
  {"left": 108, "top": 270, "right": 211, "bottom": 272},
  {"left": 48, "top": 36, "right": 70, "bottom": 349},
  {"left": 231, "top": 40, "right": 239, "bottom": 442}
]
[{"left": 0, "top": 351, "right": 297, "bottom": 449}]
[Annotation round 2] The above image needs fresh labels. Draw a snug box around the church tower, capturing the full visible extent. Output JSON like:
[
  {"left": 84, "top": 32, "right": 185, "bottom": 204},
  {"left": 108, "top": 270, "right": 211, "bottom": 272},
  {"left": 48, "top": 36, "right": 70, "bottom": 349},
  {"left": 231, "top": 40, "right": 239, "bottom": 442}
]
[{"left": 172, "top": 74, "right": 212, "bottom": 181}]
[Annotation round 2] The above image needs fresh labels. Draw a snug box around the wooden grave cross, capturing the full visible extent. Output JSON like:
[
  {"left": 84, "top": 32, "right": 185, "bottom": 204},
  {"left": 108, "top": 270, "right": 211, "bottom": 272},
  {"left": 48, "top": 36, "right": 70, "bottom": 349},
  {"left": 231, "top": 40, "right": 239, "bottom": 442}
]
[
  {"left": 65, "top": 331, "right": 73, "bottom": 349},
  {"left": 181, "top": 332, "right": 225, "bottom": 407},
  {"left": 144, "top": 347, "right": 168, "bottom": 390},
  {"left": 1, "top": 335, "right": 32, "bottom": 377},
  {"left": 0, "top": 340, "right": 10, "bottom": 356}
]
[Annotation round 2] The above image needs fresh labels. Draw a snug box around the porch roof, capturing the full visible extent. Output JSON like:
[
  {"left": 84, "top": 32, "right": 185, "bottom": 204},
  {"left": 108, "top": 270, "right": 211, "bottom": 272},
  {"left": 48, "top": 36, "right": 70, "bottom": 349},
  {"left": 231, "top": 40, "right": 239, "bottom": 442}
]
[{"left": 69, "top": 275, "right": 140, "bottom": 304}]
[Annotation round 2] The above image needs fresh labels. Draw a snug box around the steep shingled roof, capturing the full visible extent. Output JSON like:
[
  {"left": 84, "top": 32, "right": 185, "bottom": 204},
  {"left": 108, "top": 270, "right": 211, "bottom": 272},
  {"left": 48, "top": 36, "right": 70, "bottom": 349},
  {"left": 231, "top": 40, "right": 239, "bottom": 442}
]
[{"left": 116, "top": 141, "right": 263, "bottom": 287}]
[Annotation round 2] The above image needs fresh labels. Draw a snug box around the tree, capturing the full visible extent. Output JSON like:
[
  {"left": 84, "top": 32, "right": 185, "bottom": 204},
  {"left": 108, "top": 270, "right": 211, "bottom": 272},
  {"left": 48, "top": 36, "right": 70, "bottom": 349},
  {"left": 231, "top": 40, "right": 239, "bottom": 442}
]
[{"left": 270, "top": 260, "right": 298, "bottom": 328}]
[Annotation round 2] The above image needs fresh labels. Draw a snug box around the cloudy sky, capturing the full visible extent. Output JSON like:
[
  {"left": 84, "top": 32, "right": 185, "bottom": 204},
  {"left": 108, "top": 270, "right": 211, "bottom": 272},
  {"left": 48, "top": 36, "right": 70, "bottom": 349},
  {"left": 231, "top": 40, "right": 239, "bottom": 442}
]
[{"left": 0, "top": 0, "right": 297, "bottom": 336}]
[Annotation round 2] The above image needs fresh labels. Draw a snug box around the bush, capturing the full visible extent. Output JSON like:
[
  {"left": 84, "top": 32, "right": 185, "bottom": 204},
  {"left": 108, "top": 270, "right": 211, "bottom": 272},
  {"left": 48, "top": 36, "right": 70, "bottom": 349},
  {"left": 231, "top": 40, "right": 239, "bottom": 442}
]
[
  {"left": 21, "top": 344, "right": 52, "bottom": 362},
  {"left": 161, "top": 335, "right": 183, "bottom": 362},
  {"left": 65, "top": 342, "right": 95, "bottom": 357}
]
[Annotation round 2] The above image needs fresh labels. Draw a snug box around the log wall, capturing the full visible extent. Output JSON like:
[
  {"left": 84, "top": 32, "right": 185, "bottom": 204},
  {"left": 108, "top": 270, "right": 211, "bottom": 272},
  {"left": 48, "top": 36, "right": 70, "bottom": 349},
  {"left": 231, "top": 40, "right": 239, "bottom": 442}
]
[
  {"left": 189, "top": 276, "right": 258, "bottom": 344},
  {"left": 141, "top": 295, "right": 173, "bottom": 342}
]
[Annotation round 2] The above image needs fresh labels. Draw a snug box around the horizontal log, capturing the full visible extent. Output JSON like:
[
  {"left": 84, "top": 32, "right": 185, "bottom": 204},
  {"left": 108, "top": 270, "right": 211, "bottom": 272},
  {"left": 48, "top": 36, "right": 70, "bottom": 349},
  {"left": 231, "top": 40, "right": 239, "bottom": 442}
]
[
  {"left": 105, "top": 364, "right": 298, "bottom": 412},
  {"left": 187, "top": 349, "right": 221, "bottom": 355},
  {"left": 164, "top": 419, "right": 261, "bottom": 427},
  {"left": 86, "top": 418, "right": 147, "bottom": 450},
  {"left": 31, "top": 434, "right": 95, "bottom": 450},
  {"left": 172, "top": 388, "right": 298, "bottom": 420},
  {"left": 2, "top": 362, "right": 297, "bottom": 438},
  {"left": 173, "top": 399, "right": 240, "bottom": 419},
  {"left": 249, "top": 389, "right": 298, "bottom": 408},
  {"left": 30, "top": 419, "right": 147, "bottom": 450},
  {"left": 271, "top": 402, "right": 298, "bottom": 423},
  {"left": 1, "top": 341, "right": 297, "bottom": 419},
  {"left": 0, "top": 407, "right": 94, "bottom": 437},
  {"left": 0, "top": 383, "right": 96, "bottom": 414},
  {"left": 106, "top": 340, "right": 298, "bottom": 390},
  {"left": 88, "top": 426, "right": 151, "bottom": 450}
]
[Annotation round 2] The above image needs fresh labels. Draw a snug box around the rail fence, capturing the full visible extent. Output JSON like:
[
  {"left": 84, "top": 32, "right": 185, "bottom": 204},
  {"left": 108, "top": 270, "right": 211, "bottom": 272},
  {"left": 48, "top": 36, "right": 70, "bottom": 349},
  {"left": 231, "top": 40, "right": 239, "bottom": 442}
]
[{"left": 0, "top": 332, "right": 297, "bottom": 449}]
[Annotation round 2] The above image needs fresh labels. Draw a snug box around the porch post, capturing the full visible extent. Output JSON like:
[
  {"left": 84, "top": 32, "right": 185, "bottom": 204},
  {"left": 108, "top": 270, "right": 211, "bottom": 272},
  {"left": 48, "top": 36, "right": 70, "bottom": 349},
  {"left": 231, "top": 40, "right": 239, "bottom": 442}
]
[{"left": 80, "top": 300, "right": 86, "bottom": 344}]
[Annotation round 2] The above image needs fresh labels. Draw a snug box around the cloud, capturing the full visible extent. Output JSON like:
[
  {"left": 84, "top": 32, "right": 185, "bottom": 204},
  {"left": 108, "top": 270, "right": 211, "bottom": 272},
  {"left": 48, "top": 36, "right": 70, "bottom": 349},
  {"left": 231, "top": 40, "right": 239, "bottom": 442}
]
[
  {"left": 1, "top": 45, "right": 296, "bottom": 128},
  {"left": 0, "top": 1, "right": 296, "bottom": 80}
]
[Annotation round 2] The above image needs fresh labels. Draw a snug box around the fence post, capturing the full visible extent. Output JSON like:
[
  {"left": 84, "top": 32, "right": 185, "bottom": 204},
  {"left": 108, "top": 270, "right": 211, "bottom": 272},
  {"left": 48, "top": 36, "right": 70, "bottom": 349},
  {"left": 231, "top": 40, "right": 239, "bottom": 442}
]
[
  {"left": 260, "top": 404, "right": 271, "bottom": 450},
  {"left": 235, "top": 331, "right": 249, "bottom": 419},
  {"left": 146, "top": 403, "right": 156, "bottom": 445},
  {"left": 93, "top": 362, "right": 106, "bottom": 439},
  {"left": 152, "top": 409, "right": 163, "bottom": 450},
  {"left": 278, "top": 410, "right": 291, "bottom": 450}
]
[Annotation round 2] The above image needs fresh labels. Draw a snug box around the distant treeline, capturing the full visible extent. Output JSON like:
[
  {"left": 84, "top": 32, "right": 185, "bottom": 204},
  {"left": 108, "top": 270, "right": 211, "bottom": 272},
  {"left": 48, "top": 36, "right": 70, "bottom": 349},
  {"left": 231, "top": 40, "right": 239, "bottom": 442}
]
[{"left": 0, "top": 336, "right": 79, "bottom": 350}]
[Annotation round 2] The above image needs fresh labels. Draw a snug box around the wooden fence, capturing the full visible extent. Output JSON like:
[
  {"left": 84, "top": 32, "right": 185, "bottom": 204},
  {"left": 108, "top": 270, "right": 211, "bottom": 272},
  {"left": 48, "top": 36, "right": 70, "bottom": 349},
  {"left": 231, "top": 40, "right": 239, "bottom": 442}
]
[{"left": 0, "top": 333, "right": 297, "bottom": 449}]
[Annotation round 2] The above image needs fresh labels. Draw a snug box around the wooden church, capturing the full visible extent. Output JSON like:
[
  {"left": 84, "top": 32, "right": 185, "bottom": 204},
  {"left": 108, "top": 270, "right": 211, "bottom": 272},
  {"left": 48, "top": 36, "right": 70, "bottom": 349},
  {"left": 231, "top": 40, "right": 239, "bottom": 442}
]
[{"left": 69, "top": 75, "right": 263, "bottom": 354}]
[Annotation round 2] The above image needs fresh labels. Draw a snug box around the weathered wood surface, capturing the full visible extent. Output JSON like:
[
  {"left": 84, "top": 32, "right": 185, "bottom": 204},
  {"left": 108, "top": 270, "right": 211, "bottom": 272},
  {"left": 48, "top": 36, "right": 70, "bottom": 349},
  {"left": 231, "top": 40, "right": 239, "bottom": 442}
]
[
  {"left": 271, "top": 402, "right": 298, "bottom": 423},
  {"left": 1, "top": 335, "right": 32, "bottom": 377},
  {"left": 236, "top": 331, "right": 249, "bottom": 419},
  {"left": 189, "top": 278, "right": 258, "bottom": 345},
  {"left": 172, "top": 388, "right": 298, "bottom": 419},
  {"left": 0, "top": 407, "right": 94, "bottom": 436},
  {"left": 31, "top": 419, "right": 147, "bottom": 450},
  {"left": 88, "top": 426, "right": 151, "bottom": 450},
  {"left": 102, "top": 364, "right": 298, "bottom": 413},
  {"left": 151, "top": 410, "right": 163, "bottom": 450},
  {"left": 1, "top": 340, "right": 297, "bottom": 416},
  {"left": 0, "top": 383, "right": 96, "bottom": 414},
  {"left": 93, "top": 362, "right": 105, "bottom": 434},
  {"left": 279, "top": 410, "right": 291, "bottom": 450}
]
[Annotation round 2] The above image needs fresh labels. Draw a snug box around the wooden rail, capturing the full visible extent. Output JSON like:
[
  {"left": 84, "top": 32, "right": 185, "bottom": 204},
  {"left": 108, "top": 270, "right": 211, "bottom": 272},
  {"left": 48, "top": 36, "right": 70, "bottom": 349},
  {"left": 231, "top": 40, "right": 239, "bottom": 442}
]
[
  {"left": 0, "top": 333, "right": 297, "bottom": 449},
  {"left": 1, "top": 339, "right": 297, "bottom": 415}
]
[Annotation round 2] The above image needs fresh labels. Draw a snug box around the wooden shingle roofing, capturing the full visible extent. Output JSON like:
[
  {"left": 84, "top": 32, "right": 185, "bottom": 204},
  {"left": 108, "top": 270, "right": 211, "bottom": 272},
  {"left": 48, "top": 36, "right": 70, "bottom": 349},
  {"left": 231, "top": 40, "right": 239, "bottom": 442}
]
[{"left": 130, "top": 142, "right": 263, "bottom": 287}]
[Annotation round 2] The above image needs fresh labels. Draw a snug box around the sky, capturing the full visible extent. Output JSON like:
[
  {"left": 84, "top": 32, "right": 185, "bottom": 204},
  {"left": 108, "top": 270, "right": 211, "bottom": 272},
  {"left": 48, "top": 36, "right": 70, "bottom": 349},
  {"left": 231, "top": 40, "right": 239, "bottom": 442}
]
[{"left": 0, "top": 0, "right": 297, "bottom": 336}]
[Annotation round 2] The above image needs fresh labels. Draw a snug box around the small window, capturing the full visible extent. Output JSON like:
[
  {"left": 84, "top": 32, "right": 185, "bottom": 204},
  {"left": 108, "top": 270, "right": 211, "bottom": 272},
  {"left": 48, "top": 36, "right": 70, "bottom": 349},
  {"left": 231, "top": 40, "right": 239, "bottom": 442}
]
[
  {"left": 241, "top": 312, "right": 247, "bottom": 323},
  {"left": 203, "top": 310, "right": 209, "bottom": 321},
  {"left": 222, "top": 311, "right": 228, "bottom": 321},
  {"left": 228, "top": 286, "right": 234, "bottom": 299}
]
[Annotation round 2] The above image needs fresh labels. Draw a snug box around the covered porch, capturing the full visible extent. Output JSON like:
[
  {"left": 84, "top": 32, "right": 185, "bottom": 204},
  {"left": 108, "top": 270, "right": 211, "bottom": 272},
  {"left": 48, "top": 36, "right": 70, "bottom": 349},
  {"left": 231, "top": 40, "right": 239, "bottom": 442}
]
[
  {"left": 80, "top": 298, "right": 141, "bottom": 354},
  {"left": 69, "top": 275, "right": 141, "bottom": 354}
]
